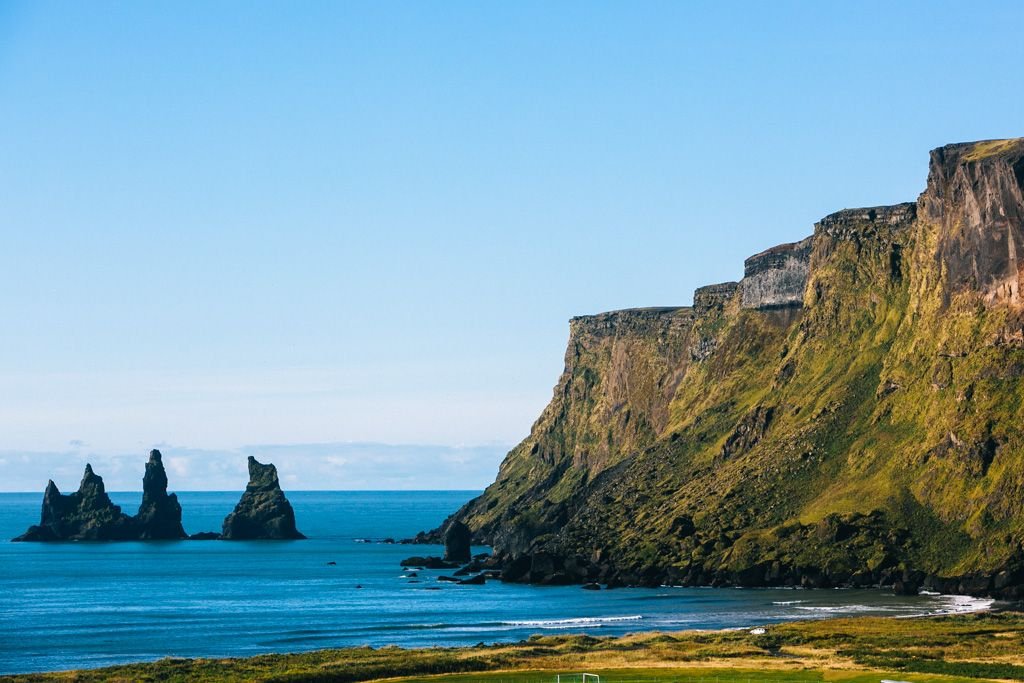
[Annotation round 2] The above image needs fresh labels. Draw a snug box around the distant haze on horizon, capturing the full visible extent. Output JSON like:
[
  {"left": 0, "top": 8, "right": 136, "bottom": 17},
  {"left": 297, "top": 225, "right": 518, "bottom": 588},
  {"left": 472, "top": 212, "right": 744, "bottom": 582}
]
[
  {"left": 1, "top": 2, "right": 1022, "bottom": 489},
  {"left": 0, "top": 442, "right": 509, "bottom": 493}
]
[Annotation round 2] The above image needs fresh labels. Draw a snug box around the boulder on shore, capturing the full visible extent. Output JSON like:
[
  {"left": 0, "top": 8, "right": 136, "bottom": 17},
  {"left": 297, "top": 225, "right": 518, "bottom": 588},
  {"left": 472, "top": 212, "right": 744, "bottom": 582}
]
[{"left": 221, "top": 457, "right": 305, "bottom": 540}]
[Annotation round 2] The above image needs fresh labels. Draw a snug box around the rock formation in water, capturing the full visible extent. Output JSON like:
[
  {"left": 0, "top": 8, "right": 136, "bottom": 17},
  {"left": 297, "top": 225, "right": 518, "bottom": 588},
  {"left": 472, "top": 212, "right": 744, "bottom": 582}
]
[
  {"left": 443, "top": 520, "right": 472, "bottom": 563},
  {"left": 419, "top": 138, "right": 1024, "bottom": 598},
  {"left": 134, "top": 449, "right": 188, "bottom": 540},
  {"left": 220, "top": 456, "right": 305, "bottom": 540},
  {"left": 13, "top": 465, "right": 137, "bottom": 541}
]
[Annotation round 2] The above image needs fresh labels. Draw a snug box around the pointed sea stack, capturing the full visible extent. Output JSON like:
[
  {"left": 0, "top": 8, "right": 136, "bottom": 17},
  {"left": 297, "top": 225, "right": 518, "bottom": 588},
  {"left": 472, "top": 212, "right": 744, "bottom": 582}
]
[
  {"left": 134, "top": 450, "right": 187, "bottom": 539},
  {"left": 220, "top": 457, "right": 305, "bottom": 540},
  {"left": 13, "top": 464, "right": 137, "bottom": 541}
]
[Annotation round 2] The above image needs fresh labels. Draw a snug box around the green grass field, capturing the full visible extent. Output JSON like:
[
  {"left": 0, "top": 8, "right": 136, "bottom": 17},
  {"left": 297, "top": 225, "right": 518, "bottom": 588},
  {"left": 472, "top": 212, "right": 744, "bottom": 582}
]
[{"left": 383, "top": 669, "right": 992, "bottom": 683}]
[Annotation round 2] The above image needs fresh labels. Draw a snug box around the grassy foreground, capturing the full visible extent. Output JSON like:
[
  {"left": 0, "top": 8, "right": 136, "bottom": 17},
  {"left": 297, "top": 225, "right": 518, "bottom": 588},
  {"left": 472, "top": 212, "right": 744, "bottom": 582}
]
[{"left": 4, "top": 612, "right": 1024, "bottom": 683}]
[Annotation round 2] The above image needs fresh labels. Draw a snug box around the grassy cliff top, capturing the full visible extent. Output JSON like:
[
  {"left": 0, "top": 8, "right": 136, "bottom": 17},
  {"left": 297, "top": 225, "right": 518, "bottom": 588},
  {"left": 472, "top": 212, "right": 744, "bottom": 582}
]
[{"left": 953, "top": 137, "right": 1024, "bottom": 162}]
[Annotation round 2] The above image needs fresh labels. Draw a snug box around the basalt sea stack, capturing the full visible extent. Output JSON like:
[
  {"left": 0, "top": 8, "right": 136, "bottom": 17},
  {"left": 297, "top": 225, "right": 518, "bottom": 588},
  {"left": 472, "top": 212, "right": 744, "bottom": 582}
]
[
  {"left": 221, "top": 456, "right": 305, "bottom": 540},
  {"left": 443, "top": 520, "right": 472, "bottom": 563},
  {"left": 423, "top": 138, "right": 1024, "bottom": 598},
  {"left": 13, "top": 465, "right": 137, "bottom": 541},
  {"left": 134, "top": 450, "right": 188, "bottom": 540},
  {"left": 13, "top": 450, "right": 187, "bottom": 541}
]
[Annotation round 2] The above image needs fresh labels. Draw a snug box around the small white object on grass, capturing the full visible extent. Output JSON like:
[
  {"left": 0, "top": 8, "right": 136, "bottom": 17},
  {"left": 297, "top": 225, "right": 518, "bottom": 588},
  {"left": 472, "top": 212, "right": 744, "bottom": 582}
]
[{"left": 749, "top": 627, "right": 766, "bottom": 635}]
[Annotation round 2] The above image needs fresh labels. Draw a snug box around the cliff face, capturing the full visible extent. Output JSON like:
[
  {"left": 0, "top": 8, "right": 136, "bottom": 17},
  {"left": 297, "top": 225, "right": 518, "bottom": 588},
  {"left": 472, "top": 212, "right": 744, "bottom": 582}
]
[
  {"left": 436, "top": 138, "right": 1024, "bottom": 596},
  {"left": 741, "top": 237, "right": 813, "bottom": 309},
  {"left": 921, "top": 139, "right": 1024, "bottom": 305}
]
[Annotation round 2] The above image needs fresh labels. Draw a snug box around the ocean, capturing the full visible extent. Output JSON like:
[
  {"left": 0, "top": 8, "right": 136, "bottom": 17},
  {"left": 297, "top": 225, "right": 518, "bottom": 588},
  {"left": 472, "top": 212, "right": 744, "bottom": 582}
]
[{"left": 0, "top": 490, "right": 989, "bottom": 675}]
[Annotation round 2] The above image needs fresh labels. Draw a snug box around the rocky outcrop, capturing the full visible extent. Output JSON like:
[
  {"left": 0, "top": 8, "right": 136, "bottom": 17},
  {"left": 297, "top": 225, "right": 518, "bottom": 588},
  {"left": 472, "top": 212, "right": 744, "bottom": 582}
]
[
  {"left": 13, "top": 465, "right": 137, "bottom": 541},
  {"left": 693, "top": 282, "right": 738, "bottom": 313},
  {"left": 421, "top": 138, "right": 1024, "bottom": 599},
  {"left": 444, "top": 520, "right": 472, "bottom": 562},
  {"left": 921, "top": 139, "right": 1024, "bottom": 305},
  {"left": 134, "top": 450, "right": 187, "bottom": 540},
  {"left": 221, "top": 457, "right": 305, "bottom": 540},
  {"left": 740, "top": 236, "right": 813, "bottom": 309}
]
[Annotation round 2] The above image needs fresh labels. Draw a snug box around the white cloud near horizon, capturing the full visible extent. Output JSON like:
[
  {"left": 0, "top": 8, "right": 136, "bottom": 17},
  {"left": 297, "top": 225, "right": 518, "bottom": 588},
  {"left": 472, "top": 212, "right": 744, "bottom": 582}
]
[{"left": 0, "top": 441, "right": 512, "bottom": 493}]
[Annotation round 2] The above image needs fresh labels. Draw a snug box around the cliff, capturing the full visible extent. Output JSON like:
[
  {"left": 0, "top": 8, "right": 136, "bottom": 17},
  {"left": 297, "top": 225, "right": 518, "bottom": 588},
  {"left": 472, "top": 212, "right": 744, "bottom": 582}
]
[{"left": 430, "top": 138, "right": 1024, "bottom": 597}]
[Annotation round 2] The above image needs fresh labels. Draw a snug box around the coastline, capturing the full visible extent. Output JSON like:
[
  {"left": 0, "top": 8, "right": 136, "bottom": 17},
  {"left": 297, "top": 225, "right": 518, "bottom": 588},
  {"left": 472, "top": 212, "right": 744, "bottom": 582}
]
[{"left": 5, "top": 609, "right": 1024, "bottom": 682}]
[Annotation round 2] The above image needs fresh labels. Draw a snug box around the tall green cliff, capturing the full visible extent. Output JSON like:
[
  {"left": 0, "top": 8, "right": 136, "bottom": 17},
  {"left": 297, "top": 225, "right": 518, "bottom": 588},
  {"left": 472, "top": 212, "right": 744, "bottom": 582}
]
[{"left": 432, "top": 138, "right": 1024, "bottom": 597}]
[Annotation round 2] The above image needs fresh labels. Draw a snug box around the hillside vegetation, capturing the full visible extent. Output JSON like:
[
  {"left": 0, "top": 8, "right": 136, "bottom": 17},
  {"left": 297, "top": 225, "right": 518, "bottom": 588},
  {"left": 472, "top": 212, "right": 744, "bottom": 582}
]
[{"left": 433, "top": 139, "right": 1024, "bottom": 596}]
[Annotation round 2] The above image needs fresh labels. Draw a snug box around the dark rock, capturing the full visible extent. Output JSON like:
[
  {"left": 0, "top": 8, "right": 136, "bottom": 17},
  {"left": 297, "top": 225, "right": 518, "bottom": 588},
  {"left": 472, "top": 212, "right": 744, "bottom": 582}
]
[
  {"left": 581, "top": 582, "right": 601, "bottom": 590},
  {"left": 400, "top": 556, "right": 460, "bottom": 569},
  {"left": 443, "top": 520, "right": 472, "bottom": 563},
  {"left": 437, "top": 575, "right": 461, "bottom": 582},
  {"left": 134, "top": 450, "right": 187, "bottom": 540},
  {"left": 326, "top": 561, "right": 337, "bottom": 566},
  {"left": 220, "top": 457, "right": 305, "bottom": 540},
  {"left": 458, "top": 573, "right": 486, "bottom": 585},
  {"left": 189, "top": 531, "right": 221, "bottom": 540},
  {"left": 13, "top": 465, "right": 137, "bottom": 541}
]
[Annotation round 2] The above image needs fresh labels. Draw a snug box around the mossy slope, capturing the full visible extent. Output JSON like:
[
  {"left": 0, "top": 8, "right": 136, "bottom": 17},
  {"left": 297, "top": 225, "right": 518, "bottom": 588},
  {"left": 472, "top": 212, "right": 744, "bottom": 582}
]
[{"left": 435, "top": 139, "right": 1024, "bottom": 595}]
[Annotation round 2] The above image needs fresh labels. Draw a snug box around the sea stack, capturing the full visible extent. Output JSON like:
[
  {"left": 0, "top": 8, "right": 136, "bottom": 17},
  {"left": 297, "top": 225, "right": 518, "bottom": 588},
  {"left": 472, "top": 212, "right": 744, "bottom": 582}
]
[
  {"left": 220, "top": 456, "right": 305, "bottom": 540},
  {"left": 13, "top": 464, "right": 136, "bottom": 541},
  {"left": 443, "top": 520, "right": 472, "bottom": 563},
  {"left": 134, "top": 450, "right": 187, "bottom": 540}
]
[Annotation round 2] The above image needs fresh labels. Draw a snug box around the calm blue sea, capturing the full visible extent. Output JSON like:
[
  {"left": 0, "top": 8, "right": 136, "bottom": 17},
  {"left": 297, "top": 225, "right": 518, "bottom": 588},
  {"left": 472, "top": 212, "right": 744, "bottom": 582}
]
[{"left": 0, "top": 490, "right": 989, "bottom": 675}]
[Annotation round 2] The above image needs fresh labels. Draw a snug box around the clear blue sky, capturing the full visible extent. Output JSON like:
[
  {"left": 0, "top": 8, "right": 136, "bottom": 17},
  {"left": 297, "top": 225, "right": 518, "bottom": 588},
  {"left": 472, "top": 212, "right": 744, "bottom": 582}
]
[{"left": 1, "top": 1, "right": 1022, "bottom": 489}]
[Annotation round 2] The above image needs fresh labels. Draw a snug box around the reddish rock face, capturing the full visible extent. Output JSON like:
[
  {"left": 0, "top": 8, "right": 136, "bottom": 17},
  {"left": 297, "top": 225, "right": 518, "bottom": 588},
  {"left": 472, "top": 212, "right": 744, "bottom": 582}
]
[{"left": 921, "top": 139, "right": 1024, "bottom": 305}]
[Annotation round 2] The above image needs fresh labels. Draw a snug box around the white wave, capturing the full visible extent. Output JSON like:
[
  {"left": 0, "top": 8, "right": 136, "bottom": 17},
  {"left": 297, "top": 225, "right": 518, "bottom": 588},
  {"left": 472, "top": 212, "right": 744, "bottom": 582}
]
[
  {"left": 503, "top": 615, "right": 643, "bottom": 628},
  {"left": 793, "top": 604, "right": 895, "bottom": 613},
  {"left": 937, "top": 594, "right": 993, "bottom": 614},
  {"left": 771, "top": 600, "right": 806, "bottom": 605}
]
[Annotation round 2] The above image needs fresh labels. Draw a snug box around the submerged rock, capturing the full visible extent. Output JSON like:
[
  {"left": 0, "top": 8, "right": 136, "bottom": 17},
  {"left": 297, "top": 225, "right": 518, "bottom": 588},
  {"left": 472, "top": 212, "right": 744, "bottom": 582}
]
[
  {"left": 400, "top": 555, "right": 460, "bottom": 569},
  {"left": 220, "top": 457, "right": 305, "bottom": 540},
  {"left": 13, "top": 465, "right": 137, "bottom": 541},
  {"left": 134, "top": 450, "right": 187, "bottom": 540}
]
